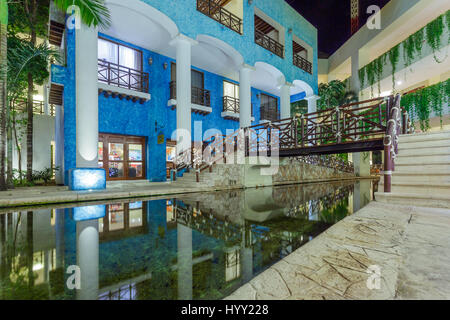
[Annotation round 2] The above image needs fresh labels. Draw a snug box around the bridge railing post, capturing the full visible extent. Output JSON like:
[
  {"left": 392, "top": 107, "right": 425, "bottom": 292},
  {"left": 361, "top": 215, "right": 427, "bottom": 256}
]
[
  {"left": 301, "top": 115, "right": 305, "bottom": 148},
  {"left": 336, "top": 107, "right": 342, "bottom": 143}
]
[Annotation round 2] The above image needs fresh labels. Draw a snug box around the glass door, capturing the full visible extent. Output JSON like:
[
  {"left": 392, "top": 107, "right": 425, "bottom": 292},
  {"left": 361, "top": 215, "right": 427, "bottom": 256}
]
[{"left": 99, "top": 133, "right": 146, "bottom": 180}]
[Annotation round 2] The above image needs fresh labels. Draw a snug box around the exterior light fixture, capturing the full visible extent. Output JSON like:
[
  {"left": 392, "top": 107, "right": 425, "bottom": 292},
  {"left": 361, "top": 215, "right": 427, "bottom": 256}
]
[
  {"left": 248, "top": 0, "right": 253, "bottom": 4},
  {"left": 288, "top": 28, "right": 292, "bottom": 34},
  {"left": 256, "top": 93, "right": 261, "bottom": 99},
  {"left": 148, "top": 57, "right": 153, "bottom": 65},
  {"left": 68, "top": 168, "right": 106, "bottom": 191},
  {"left": 163, "top": 62, "right": 168, "bottom": 70}
]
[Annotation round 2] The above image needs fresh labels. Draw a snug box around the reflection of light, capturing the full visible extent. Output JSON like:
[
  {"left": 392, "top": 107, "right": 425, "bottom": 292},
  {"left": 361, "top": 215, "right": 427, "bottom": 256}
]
[
  {"left": 381, "top": 91, "right": 392, "bottom": 97},
  {"left": 33, "top": 94, "right": 44, "bottom": 101},
  {"left": 33, "top": 263, "right": 44, "bottom": 271},
  {"left": 69, "top": 168, "right": 106, "bottom": 191},
  {"left": 396, "top": 80, "right": 403, "bottom": 86},
  {"left": 73, "top": 205, "right": 106, "bottom": 221}
]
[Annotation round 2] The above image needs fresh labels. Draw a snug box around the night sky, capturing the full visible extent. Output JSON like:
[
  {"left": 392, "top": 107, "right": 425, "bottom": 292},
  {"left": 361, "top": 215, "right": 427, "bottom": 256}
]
[{"left": 287, "top": 0, "right": 391, "bottom": 56}]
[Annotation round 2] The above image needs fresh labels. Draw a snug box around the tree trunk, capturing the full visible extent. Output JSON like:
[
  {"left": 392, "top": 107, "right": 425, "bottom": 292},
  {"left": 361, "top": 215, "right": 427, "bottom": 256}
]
[
  {"left": 26, "top": 72, "right": 34, "bottom": 182},
  {"left": 0, "top": 5, "right": 7, "bottom": 191}
]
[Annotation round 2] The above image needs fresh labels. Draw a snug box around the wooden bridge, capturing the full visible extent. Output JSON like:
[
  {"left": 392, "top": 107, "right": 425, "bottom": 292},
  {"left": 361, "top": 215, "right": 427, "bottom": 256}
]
[{"left": 174, "top": 94, "right": 411, "bottom": 193}]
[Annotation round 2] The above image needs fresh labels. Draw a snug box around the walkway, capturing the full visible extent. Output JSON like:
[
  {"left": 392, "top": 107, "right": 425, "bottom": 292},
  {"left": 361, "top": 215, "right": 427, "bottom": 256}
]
[{"left": 226, "top": 201, "right": 450, "bottom": 300}]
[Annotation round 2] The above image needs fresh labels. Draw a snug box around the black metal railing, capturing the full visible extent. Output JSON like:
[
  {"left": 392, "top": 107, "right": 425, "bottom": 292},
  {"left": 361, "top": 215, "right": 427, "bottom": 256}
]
[
  {"left": 98, "top": 59, "right": 149, "bottom": 93},
  {"left": 197, "top": 0, "right": 243, "bottom": 34},
  {"left": 223, "top": 96, "right": 240, "bottom": 113},
  {"left": 293, "top": 53, "right": 312, "bottom": 74},
  {"left": 255, "top": 29, "right": 284, "bottom": 58},
  {"left": 169, "top": 81, "right": 211, "bottom": 107}
]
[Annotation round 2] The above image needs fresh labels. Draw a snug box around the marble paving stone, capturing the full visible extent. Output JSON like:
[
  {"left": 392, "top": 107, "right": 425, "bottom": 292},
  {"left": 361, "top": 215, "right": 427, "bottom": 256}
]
[{"left": 226, "top": 201, "right": 450, "bottom": 300}]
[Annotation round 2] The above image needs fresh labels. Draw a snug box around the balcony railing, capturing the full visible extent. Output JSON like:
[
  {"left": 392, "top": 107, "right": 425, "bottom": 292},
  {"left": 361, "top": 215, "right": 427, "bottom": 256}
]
[
  {"left": 255, "top": 29, "right": 284, "bottom": 58},
  {"left": 169, "top": 81, "right": 211, "bottom": 107},
  {"left": 197, "top": 0, "right": 243, "bottom": 34},
  {"left": 98, "top": 59, "right": 149, "bottom": 94},
  {"left": 223, "top": 96, "right": 240, "bottom": 113},
  {"left": 13, "top": 100, "right": 55, "bottom": 116},
  {"left": 293, "top": 53, "right": 312, "bottom": 74}
]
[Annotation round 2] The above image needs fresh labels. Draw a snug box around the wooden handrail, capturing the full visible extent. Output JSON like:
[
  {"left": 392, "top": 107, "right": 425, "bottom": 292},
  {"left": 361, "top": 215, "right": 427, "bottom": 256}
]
[{"left": 98, "top": 59, "right": 149, "bottom": 93}]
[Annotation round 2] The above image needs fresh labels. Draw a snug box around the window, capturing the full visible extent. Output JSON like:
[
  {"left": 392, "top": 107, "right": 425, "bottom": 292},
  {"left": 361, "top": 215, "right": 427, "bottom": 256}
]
[
  {"left": 260, "top": 94, "right": 279, "bottom": 122},
  {"left": 98, "top": 38, "right": 142, "bottom": 71},
  {"left": 223, "top": 81, "right": 239, "bottom": 99},
  {"left": 171, "top": 63, "right": 204, "bottom": 89},
  {"left": 99, "top": 134, "right": 146, "bottom": 180}
]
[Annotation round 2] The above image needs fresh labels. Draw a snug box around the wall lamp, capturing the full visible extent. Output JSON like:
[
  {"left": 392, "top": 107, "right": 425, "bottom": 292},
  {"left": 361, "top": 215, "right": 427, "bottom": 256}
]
[
  {"left": 148, "top": 57, "right": 153, "bottom": 65},
  {"left": 163, "top": 62, "right": 168, "bottom": 70}
]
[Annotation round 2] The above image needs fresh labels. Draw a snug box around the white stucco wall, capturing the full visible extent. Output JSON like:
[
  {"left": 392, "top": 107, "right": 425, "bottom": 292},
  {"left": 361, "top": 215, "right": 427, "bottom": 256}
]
[{"left": 13, "top": 115, "right": 56, "bottom": 173}]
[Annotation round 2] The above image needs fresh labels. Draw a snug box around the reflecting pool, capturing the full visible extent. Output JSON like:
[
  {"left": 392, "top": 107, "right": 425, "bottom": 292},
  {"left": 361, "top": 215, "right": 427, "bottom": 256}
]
[{"left": 0, "top": 180, "right": 375, "bottom": 300}]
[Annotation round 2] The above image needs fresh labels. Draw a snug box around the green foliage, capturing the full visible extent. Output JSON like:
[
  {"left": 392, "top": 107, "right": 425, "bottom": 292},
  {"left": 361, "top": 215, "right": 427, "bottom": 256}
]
[
  {"left": 291, "top": 99, "right": 308, "bottom": 116},
  {"left": 53, "top": 0, "right": 111, "bottom": 29},
  {"left": 388, "top": 44, "right": 400, "bottom": 92},
  {"left": 7, "top": 0, "right": 50, "bottom": 39},
  {"left": 317, "top": 80, "right": 346, "bottom": 110},
  {"left": 7, "top": 35, "right": 60, "bottom": 101},
  {"left": 359, "top": 11, "right": 449, "bottom": 93},
  {"left": 12, "top": 166, "right": 59, "bottom": 186},
  {"left": 426, "top": 14, "right": 445, "bottom": 63},
  {"left": 401, "top": 78, "right": 450, "bottom": 131}
]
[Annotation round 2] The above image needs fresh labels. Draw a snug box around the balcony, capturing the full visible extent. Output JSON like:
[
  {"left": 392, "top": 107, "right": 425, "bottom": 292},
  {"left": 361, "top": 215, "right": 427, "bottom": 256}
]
[
  {"left": 13, "top": 100, "right": 55, "bottom": 116},
  {"left": 255, "top": 29, "right": 284, "bottom": 58},
  {"left": 169, "top": 81, "right": 212, "bottom": 114},
  {"left": 197, "top": 0, "right": 243, "bottom": 34},
  {"left": 98, "top": 59, "right": 149, "bottom": 94},
  {"left": 223, "top": 96, "right": 240, "bottom": 113},
  {"left": 293, "top": 53, "right": 312, "bottom": 74}
]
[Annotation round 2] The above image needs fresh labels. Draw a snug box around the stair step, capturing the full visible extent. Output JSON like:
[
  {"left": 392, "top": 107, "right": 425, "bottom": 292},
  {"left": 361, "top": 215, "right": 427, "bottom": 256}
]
[
  {"left": 395, "top": 154, "right": 450, "bottom": 165},
  {"left": 399, "top": 147, "right": 450, "bottom": 157},
  {"left": 381, "top": 182, "right": 450, "bottom": 195},
  {"left": 399, "top": 139, "right": 449, "bottom": 150},
  {"left": 393, "top": 163, "right": 450, "bottom": 173},
  {"left": 390, "top": 173, "right": 450, "bottom": 184},
  {"left": 399, "top": 131, "right": 450, "bottom": 143},
  {"left": 375, "top": 192, "right": 450, "bottom": 209}
]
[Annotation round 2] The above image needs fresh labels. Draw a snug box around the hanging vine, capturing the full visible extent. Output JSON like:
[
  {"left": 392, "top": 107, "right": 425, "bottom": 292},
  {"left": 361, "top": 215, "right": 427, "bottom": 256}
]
[
  {"left": 357, "top": 11, "right": 449, "bottom": 94},
  {"left": 426, "top": 14, "right": 445, "bottom": 63},
  {"left": 388, "top": 44, "right": 400, "bottom": 92},
  {"left": 400, "top": 78, "right": 450, "bottom": 132}
]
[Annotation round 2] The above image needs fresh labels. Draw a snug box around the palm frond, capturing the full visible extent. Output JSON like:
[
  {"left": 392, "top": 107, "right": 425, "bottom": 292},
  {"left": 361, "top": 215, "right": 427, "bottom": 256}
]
[{"left": 54, "top": 0, "right": 111, "bottom": 29}]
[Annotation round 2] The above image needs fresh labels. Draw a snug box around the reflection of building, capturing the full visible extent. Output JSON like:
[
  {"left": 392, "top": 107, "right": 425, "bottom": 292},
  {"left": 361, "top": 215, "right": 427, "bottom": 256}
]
[
  {"left": 49, "top": 0, "right": 318, "bottom": 184},
  {"left": 0, "top": 182, "right": 369, "bottom": 300},
  {"left": 99, "top": 201, "right": 148, "bottom": 242}
]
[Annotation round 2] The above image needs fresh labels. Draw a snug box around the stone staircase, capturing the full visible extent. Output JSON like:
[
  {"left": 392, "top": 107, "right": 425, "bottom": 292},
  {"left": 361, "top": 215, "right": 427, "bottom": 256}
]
[{"left": 376, "top": 130, "right": 450, "bottom": 209}]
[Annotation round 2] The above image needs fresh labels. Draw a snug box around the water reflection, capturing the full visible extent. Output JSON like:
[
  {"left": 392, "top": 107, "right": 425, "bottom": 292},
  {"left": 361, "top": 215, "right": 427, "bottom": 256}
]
[{"left": 0, "top": 180, "right": 374, "bottom": 300}]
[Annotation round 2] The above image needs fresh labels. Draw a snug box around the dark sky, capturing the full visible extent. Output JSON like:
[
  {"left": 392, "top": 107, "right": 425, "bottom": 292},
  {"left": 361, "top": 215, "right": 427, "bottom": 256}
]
[{"left": 287, "top": 0, "right": 391, "bottom": 56}]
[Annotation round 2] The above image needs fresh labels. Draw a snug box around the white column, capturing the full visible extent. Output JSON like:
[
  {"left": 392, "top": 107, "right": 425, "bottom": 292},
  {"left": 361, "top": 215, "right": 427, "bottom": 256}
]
[
  {"left": 76, "top": 219, "right": 99, "bottom": 300},
  {"left": 305, "top": 95, "right": 320, "bottom": 114},
  {"left": 170, "top": 35, "right": 198, "bottom": 153},
  {"left": 280, "top": 83, "right": 292, "bottom": 119},
  {"left": 75, "top": 22, "right": 99, "bottom": 168},
  {"left": 43, "top": 81, "right": 49, "bottom": 116},
  {"left": 177, "top": 223, "right": 193, "bottom": 300},
  {"left": 239, "top": 64, "right": 255, "bottom": 128}
]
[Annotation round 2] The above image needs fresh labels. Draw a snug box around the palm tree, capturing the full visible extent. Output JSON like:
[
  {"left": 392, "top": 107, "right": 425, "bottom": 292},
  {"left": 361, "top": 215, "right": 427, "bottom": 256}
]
[
  {"left": 53, "top": 0, "right": 111, "bottom": 28},
  {"left": 0, "top": 0, "right": 8, "bottom": 190}
]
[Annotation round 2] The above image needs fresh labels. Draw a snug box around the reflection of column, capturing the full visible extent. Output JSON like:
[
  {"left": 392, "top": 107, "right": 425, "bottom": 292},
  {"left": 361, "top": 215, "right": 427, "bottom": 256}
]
[
  {"left": 353, "top": 180, "right": 361, "bottom": 213},
  {"left": 177, "top": 223, "right": 192, "bottom": 300},
  {"left": 241, "top": 226, "right": 253, "bottom": 283},
  {"left": 55, "top": 209, "right": 65, "bottom": 269},
  {"left": 239, "top": 64, "right": 255, "bottom": 128},
  {"left": 76, "top": 220, "right": 99, "bottom": 300},
  {"left": 170, "top": 35, "right": 198, "bottom": 153},
  {"left": 75, "top": 21, "right": 99, "bottom": 168},
  {"left": 280, "top": 83, "right": 292, "bottom": 119}
]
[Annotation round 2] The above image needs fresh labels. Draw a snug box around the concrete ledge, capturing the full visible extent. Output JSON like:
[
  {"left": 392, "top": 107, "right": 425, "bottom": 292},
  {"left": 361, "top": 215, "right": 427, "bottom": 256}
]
[{"left": 98, "top": 82, "right": 151, "bottom": 101}]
